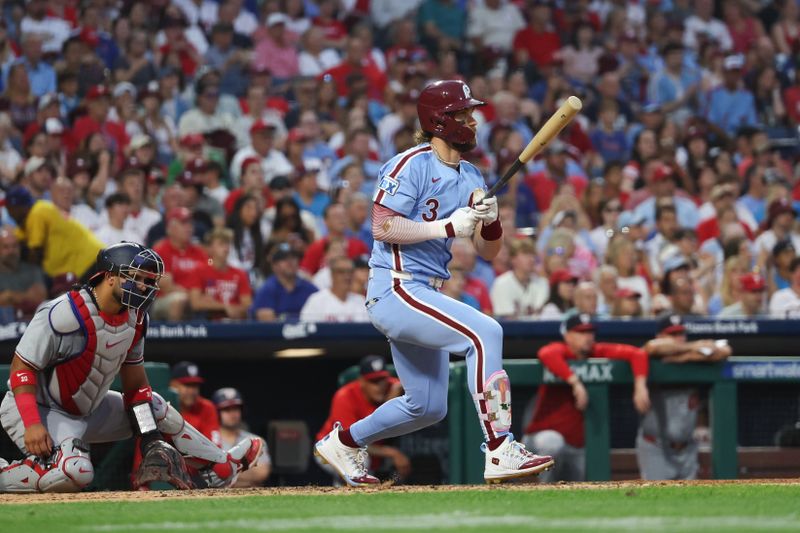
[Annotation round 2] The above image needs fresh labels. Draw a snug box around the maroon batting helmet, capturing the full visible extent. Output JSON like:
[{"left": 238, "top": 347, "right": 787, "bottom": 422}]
[{"left": 417, "top": 80, "right": 485, "bottom": 146}]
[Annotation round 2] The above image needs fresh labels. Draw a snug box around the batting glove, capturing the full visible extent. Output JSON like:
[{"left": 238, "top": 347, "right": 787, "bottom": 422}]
[
  {"left": 439, "top": 207, "right": 479, "bottom": 238},
  {"left": 471, "top": 196, "right": 498, "bottom": 224}
]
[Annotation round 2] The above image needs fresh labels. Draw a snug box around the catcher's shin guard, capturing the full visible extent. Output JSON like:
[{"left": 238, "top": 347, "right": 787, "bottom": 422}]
[
  {"left": 0, "top": 439, "right": 93, "bottom": 493},
  {"left": 154, "top": 396, "right": 227, "bottom": 464}
]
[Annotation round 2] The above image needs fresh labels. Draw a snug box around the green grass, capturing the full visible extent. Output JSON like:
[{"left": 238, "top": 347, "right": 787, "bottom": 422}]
[{"left": 3, "top": 485, "right": 799, "bottom": 532}]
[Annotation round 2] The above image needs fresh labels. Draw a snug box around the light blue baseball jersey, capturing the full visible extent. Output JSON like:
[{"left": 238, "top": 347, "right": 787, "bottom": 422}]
[{"left": 369, "top": 143, "right": 486, "bottom": 279}]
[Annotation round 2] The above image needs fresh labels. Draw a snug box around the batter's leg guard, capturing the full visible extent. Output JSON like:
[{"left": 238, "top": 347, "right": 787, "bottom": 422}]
[
  {"left": 0, "top": 439, "right": 93, "bottom": 493},
  {"left": 473, "top": 370, "right": 512, "bottom": 436}
]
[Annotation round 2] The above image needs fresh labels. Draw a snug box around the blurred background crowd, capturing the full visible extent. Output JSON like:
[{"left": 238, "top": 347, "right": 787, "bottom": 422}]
[{"left": 2, "top": 0, "right": 800, "bottom": 325}]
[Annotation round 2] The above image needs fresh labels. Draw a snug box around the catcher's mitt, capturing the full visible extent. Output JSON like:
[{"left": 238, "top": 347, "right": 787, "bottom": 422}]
[{"left": 133, "top": 440, "right": 195, "bottom": 490}]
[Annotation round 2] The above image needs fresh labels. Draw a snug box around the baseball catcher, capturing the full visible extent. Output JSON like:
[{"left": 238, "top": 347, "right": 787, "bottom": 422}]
[{"left": 0, "top": 242, "right": 262, "bottom": 492}]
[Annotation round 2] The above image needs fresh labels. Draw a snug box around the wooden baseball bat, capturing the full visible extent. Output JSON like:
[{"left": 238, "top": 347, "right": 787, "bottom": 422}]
[{"left": 480, "top": 96, "right": 583, "bottom": 202}]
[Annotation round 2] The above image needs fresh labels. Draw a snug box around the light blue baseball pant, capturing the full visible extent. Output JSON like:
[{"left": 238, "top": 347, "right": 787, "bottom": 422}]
[{"left": 349, "top": 268, "right": 506, "bottom": 446}]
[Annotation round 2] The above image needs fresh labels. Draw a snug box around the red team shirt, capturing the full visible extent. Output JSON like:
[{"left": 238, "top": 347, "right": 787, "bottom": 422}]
[
  {"left": 526, "top": 342, "right": 648, "bottom": 447},
  {"left": 300, "top": 236, "right": 370, "bottom": 275},
  {"left": 186, "top": 263, "right": 251, "bottom": 320},
  {"left": 316, "top": 378, "right": 400, "bottom": 442},
  {"left": 181, "top": 396, "right": 222, "bottom": 446},
  {"left": 153, "top": 240, "right": 209, "bottom": 289}
]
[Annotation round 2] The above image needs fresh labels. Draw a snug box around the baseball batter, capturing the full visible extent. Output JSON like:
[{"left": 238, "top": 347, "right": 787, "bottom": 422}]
[
  {"left": 315, "top": 80, "right": 554, "bottom": 486},
  {"left": 0, "top": 243, "right": 262, "bottom": 492},
  {"left": 638, "top": 314, "right": 731, "bottom": 480}
]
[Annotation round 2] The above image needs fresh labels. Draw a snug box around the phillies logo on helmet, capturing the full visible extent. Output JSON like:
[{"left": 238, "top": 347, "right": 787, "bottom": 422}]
[{"left": 462, "top": 84, "right": 471, "bottom": 99}]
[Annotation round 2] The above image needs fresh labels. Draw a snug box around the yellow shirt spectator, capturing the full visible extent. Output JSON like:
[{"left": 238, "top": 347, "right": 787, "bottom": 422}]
[{"left": 14, "top": 200, "right": 103, "bottom": 278}]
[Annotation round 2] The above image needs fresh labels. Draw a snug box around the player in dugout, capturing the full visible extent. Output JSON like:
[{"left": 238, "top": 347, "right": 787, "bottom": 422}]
[
  {"left": 522, "top": 313, "right": 651, "bottom": 482},
  {"left": 637, "top": 314, "right": 731, "bottom": 480},
  {"left": 316, "top": 356, "right": 411, "bottom": 483}
]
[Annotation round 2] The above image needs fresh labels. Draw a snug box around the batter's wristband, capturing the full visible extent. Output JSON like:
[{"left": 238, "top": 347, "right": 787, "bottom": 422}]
[
  {"left": 480, "top": 219, "right": 503, "bottom": 241},
  {"left": 14, "top": 391, "right": 41, "bottom": 428}
]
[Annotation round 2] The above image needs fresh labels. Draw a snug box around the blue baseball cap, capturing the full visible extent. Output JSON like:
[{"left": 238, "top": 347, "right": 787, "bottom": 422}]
[{"left": 4, "top": 186, "right": 34, "bottom": 208}]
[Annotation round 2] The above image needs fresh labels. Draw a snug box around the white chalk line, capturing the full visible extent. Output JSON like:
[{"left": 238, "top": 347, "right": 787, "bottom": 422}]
[{"left": 86, "top": 511, "right": 800, "bottom": 531}]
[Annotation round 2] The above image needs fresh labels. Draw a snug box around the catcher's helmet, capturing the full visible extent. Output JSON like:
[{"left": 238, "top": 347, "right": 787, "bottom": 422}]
[
  {"left": 417, "top": 80, "right": 485, "bottom": 145},
  {"left": 94, "top": 242, "right": 164, "bottom": 316}
]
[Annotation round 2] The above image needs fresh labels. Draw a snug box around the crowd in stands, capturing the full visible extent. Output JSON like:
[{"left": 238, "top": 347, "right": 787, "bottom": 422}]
[{"left": 2, "top": 0, "right": 800, "bottom": 324}]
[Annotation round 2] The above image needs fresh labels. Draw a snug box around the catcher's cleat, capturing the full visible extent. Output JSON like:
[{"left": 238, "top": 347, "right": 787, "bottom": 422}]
[
  {"left": 134, "top": 440, "right": 194, "bottom": 490},
  {"left": 482, "top": 434, "right": 554, "bottom": 484},
  {"left": 314, "top": 422, "right": 379, "bottom": 487}
]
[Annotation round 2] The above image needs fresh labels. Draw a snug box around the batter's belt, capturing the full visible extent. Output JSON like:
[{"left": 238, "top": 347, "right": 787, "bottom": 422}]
[{"left": 369, "top": 268, "right": 445, "bottom": 289}]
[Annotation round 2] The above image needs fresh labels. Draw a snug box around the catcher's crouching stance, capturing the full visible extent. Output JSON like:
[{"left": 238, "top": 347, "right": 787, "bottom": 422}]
[{"left": 0, "top": 243, "right": 262, "bottom": 492}]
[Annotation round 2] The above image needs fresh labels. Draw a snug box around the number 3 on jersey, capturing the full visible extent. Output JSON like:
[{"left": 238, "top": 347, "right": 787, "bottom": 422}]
[{"left": 422, "top": 198, "right": 439, "bottom": 221}]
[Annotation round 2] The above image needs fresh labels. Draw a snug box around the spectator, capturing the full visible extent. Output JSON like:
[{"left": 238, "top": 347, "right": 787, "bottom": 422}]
[
  {"left": 315, "top": 355, "right": 410, "bottom": 484},
  {"left": 211, "top": 388, "right": 271, "bottom": 488},
  {"left": 0, "top": 62, "right": 38, "bottom": 135},
  {"left": 633, "top": 164, "right": 699, "bottom": 231},
  {"left": 293, "top": 164, "right": 330, "bottom": 219},
  {"left": 769, "top": 257, "right": 800, "bottom": 318},
  {"left": 252, "top": 242, "right": 318, "bottom": 321},
  {"left": 112, "top": 168, "right": 162, "bottom": 244},
  {"left": 176, "top": 159, "right": 225, "bottom": 227},
  {"left": 169, "top": 361, "right": 221, "bottom": 445},
  {"left": 646, "top": 42, "right": 700, "bottom": 125},
  {"left": 14, "top": 33, "right": 56, "bottom": 98},
  {"left": 344, "top": 192, "right": 372, "bottom": 249},
  {"left": 188, "top": 227, "right": 252, "bottom": 320},
  {"left": 754, "top": 199, "right": 800, "bottom": 258},
  {"left": 300, "top": 256, "right": 369, "bottom": 322},
  {"left": 523, "top": 314, "right": 650, "bottom": 482},
  {"left": 557, "top": 22, "right": 603, "bottom": 86},
  {"left": 152, "top": 207, "right": 209, "bottom": 320},
  {"left": 466, "top": 0, "right": 525, "bottom": 56},
  {"left": 770, "top": 239, "right": 796, "bottom": 293},
  {"left": 450, "top": 238, "right": 494, "bottom": 313},
  {"left": 611, "top": 287, "right": 644, "bottom": 318},
  {"left": 512, "top": 2, "right": 560, "bottom": 69},
  {"left": 0, "top": 113, "right": 22, "bottom": 186},
  {"left": 230, "top": 120, "right": 293, "bottom": 186},
  {"left": 539, "top": 269, "right": 579, "bottom": 320},
  {"left": 321, "top": 36, "right": 387, "bottom": 101},
  {"left": 682, "top": 0, "right": 733, "bottom": 52},
  {"left": 594, "top": 264, "right": 619, "bottom": 317},
  {"left": 177, "top": 78, "right": 237, "bottom": 139},
  {"left": 525, "top": 141, "right": 588, "bottom": 213},
  {"left": 298, "top": 26, "right": 340, "bottom": 77},
  {"left": 589, "top": 198, "right": 622, "bottom": 260},
  {"left": 4, "top": 185, "right": 102, "bottom": 282},
  {"left": 490, "top": 238, "right": 548, "bottom": 319},
  {"left": 639, "top": 315, "right": 731, "bottom": 480},
  {"left": 0, "top": 226, "right": 46, "bottom": 324},
  {"left": 19, "top": 156, "right": 54, "bottom": 200},
  {"left": 705, "top": 55, "right": 757, "bottom": 137},
  {"left": 441, "top": 265, "right": 482, "bottom": 311},
  {"left": 71, "top": 84, "right": 129, "bottom": 163},
  {"left": 94, "top": 193, "right": 138, "bottom": 246},
  {"left": 666, "top": 267, "right": 700, "bottom": 317},
  {"left": 607, "top": 235, "right": 652, "bottom": 314},
  {"left": 720, "top": 272, "right": 767, "bottom": 317},
  {"left": 262, "top": 183, "right": 318, "bottom": 244},
  {"left": 204, "top": 23, "right": 250, "bottom": 98},
  {"left": 226, "top": 193, "right": 265, "bottom": 278},
  {"left": 589, "top": 99, "right": 628, "bottom": 166},
  {"left": 300, "top": 203, "right": 369, "bottom": 275},
  {"left": 253, "top": 14, "right": 300, "bottom": 82},
  {"left": 572, "top": 281, "right": 598, "bottom": 316},
  {"left": 20, "top": 1, "right": 71, "bottom": 55},
  {"left": 645, "top": 201, "right": 680, "bottom": 279},
  {"left": 237, "top": 84, "right": 287, "bottom": 149}
]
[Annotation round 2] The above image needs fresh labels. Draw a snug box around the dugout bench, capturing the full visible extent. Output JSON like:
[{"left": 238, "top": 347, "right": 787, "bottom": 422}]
[{"left": 0, "top": 363, "right": 176, "bottom": 490}]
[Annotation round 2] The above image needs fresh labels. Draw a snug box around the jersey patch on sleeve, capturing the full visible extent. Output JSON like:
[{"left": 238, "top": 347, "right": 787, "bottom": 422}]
[{"left": 378, "top": 176, "right": 400, "bottom": 196}]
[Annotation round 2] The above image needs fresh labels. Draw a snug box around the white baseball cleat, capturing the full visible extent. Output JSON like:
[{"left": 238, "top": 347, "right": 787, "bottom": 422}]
[
  {"left": 314, "top": 422, "right": 379, "bottom": 487},
  {"left": 482, "top": 434, "right": 554, "bottom": 484}
]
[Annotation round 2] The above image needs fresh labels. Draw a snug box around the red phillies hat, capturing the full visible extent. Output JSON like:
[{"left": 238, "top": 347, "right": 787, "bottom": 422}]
[
  {"left": 615, "top": 287, "right": 642, "bottom": 299},
  {"left": 549, "top": 269, "right": 579, "bottom": 286},
  {"left": 652, "top": 164, "right": 676, "bottom": 182},
  {"left": 166, "top": 206, "right": 192, "bottom": 223},
  {"left": 740, "top": 273, "right": 766, "bottom": 292},
  {"left": 180, "top": 133, "right": 205, "bottom": 148},
  {"left": 249, "top": 119, "right": 276, "bottom": 136},
  {"left": 85, "top": 84, "right": 111, "bottom": 100},
  {"left": 240, "top": 156, "right": 261, "bottom": 175}
]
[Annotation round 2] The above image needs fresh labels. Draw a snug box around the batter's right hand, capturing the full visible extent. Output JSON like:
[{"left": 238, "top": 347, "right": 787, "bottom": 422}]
[
  {"left": 443, "top": 207, "right": 478, "bottom": 238},
  {"left": 25, "top": 423, "right": 53, "bottom": 458}
]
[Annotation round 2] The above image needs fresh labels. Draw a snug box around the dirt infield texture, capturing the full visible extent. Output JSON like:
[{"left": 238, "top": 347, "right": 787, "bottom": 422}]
[{"left": 1, "top": 478, "right": 797, "bottom": 505}]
